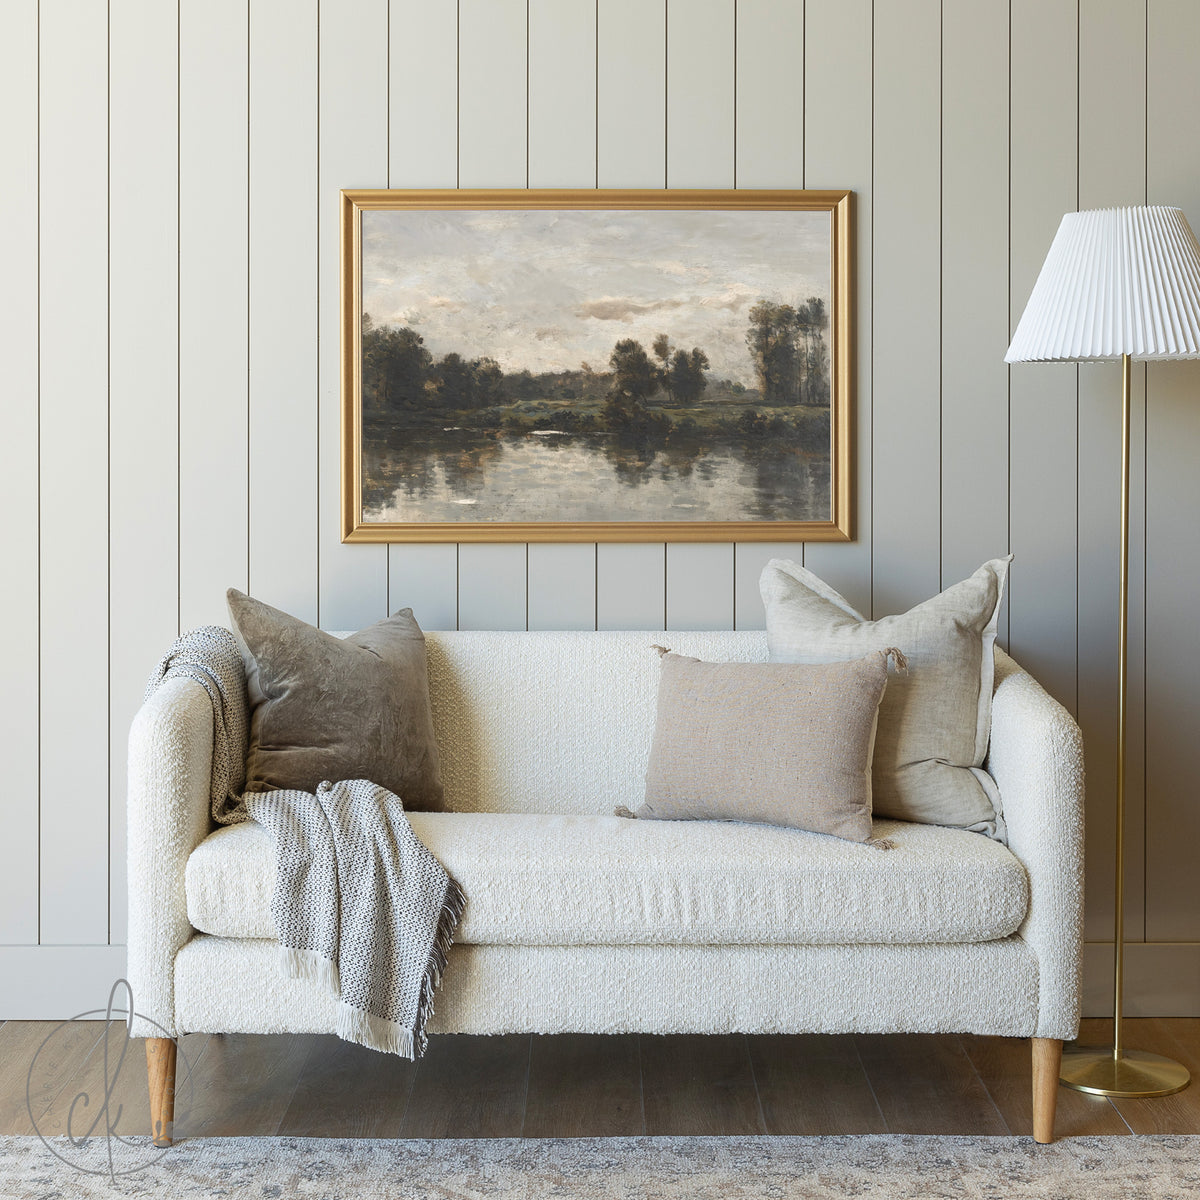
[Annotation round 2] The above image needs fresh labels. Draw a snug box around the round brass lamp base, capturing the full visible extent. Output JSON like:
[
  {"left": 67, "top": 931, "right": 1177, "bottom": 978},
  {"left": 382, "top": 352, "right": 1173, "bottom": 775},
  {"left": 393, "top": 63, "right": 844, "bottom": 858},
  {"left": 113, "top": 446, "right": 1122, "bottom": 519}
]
[{"left": 1060, "top": 1046, "right": 1190, "bottom": 1098}]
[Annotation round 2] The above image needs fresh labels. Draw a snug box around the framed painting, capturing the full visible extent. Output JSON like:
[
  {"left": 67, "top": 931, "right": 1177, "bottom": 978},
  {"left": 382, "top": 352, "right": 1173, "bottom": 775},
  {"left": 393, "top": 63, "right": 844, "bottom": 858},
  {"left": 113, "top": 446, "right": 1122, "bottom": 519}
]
[{"left": 341, "top": 188, "right": 853, "bottom": 543}]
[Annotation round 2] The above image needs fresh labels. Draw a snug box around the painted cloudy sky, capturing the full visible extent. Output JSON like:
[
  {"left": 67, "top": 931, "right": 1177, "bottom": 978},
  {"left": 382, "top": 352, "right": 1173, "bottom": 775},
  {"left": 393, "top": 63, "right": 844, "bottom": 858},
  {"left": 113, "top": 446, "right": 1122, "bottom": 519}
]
[{"left": 360, "top": 208, "right": 831, "bottom": 388}]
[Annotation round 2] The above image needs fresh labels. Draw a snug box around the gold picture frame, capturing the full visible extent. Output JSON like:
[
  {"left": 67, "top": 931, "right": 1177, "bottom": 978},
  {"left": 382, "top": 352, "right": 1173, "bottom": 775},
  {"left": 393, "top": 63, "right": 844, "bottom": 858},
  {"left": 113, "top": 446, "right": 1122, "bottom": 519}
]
[{"left": 341, "top": 188, "right": 853, "bottom": 543}]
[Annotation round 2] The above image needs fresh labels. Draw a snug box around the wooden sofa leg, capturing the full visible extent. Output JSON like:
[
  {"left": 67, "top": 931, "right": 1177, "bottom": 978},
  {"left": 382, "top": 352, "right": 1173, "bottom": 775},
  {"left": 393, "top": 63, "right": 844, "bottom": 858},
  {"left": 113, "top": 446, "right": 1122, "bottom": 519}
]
[
  {"left": 1032, "top": 1037, "right": 1062, "bottom": 1144},
  {"left": 146, "top": 1037, "right": 177, "bottom": 1147}
]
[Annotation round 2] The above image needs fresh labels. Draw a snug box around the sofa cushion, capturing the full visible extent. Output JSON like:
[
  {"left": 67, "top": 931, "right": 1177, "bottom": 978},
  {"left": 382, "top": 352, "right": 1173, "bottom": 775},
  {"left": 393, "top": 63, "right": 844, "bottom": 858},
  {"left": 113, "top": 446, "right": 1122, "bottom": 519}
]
[
  {"left": 185, "top": 814, "right": 1029, "bottom": 947},
  {"left": 631, "top": 650, "right": 893, "bottom": 842}
]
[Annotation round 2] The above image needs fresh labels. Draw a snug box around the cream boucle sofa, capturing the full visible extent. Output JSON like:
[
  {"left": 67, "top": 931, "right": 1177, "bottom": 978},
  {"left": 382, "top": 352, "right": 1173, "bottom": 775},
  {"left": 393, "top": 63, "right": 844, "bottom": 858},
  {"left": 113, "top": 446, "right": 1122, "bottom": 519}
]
[{"left": 127, "top": 630, "right": 1084, "bottom": 1144}]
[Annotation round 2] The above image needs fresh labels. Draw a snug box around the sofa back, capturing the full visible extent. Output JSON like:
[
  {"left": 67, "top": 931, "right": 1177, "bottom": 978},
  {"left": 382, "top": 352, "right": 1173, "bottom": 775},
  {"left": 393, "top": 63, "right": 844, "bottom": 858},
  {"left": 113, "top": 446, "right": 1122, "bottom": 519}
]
[{"left": 423, "top": 629, "right": 767, "bottom": 814}]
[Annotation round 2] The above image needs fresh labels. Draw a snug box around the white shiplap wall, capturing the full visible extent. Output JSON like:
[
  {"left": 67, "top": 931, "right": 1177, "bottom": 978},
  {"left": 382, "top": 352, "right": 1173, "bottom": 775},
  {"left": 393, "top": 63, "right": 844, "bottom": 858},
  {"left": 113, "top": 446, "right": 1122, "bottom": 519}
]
[{"left": 2, "top": 0, "right": 1199, "bottom": 1016}]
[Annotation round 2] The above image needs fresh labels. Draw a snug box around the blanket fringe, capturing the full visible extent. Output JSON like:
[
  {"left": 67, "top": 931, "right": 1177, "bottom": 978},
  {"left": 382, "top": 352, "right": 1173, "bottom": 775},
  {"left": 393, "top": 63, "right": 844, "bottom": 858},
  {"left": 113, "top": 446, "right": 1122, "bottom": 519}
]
[
  {"left": 278, "top": 945, "right": 340, "bottom": 994},
  {"left": 409, "top": 876, "right": 468, "bottom": 1060},
  {"left": 336, "top": 1005, "right": 417, "bottom": 1059}
]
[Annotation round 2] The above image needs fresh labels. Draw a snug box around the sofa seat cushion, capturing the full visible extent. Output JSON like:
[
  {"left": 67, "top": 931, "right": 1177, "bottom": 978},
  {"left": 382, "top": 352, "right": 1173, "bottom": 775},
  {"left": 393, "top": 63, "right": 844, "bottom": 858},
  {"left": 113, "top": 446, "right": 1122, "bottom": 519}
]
[{"left": 185, "top": 813, "right": 1028, "bottom": 947}]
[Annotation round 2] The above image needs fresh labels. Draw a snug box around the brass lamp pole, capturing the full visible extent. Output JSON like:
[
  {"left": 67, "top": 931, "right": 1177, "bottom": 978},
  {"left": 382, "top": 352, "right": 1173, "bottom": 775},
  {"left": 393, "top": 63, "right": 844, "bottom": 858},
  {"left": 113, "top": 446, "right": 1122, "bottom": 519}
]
[{"left": 1006, "top": 206, "right": 1200, "bottom": 1099}]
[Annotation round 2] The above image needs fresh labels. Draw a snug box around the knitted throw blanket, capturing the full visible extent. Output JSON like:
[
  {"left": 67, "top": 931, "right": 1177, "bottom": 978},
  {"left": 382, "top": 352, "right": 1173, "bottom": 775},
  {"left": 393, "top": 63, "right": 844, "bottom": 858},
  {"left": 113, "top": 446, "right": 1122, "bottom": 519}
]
[{"left": 145, "top": 626, "right": 465, "bottom": 1058}]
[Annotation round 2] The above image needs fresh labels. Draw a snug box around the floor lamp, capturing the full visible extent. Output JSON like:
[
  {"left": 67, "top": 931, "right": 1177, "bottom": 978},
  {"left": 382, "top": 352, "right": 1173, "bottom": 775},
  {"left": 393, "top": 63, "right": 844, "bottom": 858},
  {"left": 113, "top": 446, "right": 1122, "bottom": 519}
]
[{"left": 1006, "top": 205, "right": 1200, "bottom": 1098}]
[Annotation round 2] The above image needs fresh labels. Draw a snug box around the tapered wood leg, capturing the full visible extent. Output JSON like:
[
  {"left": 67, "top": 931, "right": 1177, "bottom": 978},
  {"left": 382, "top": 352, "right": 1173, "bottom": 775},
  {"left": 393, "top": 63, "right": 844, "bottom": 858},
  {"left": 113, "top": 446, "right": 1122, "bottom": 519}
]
[
  {"left": 146, "top": 1037, "right": 177, "bottom": 1147},
  {"left": 1032, "top": 1037, "right": 1062, "bottom": 1144}
]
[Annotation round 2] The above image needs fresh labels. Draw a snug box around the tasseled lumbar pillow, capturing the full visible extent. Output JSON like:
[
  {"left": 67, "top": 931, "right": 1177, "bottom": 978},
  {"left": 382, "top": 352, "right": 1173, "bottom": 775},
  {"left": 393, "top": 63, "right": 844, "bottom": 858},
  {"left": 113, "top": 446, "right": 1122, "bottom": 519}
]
[
  {"left": 759, "top": 556, "right": 1011, "bottom": 838},
  {"left": 621, "top": 648, "right": 902, "bottom": 843}
]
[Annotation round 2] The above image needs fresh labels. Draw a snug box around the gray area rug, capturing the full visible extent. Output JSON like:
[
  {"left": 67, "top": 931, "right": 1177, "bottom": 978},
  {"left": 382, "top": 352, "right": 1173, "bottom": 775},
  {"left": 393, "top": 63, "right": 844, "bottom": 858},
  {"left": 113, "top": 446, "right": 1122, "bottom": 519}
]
[{"left": 4, "top": 1134, "right": 1200, "bottom": 1199}]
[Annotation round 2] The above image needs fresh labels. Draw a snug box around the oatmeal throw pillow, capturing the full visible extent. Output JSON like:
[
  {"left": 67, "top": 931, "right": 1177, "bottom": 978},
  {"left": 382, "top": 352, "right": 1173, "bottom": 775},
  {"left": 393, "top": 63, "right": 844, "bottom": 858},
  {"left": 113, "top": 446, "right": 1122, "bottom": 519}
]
[{"left": 625, "top": 649, "right": 897, "bottom": 843}]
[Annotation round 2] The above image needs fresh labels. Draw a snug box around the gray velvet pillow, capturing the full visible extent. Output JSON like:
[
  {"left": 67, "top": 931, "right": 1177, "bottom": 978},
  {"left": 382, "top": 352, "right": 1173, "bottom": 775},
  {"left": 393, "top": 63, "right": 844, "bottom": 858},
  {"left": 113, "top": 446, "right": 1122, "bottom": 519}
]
[
  {"left": 226, "top": 589, "right": 443, "bottom": 809},
  {"left": 625, "top": 650, "right": 894, "bottom": 843}
]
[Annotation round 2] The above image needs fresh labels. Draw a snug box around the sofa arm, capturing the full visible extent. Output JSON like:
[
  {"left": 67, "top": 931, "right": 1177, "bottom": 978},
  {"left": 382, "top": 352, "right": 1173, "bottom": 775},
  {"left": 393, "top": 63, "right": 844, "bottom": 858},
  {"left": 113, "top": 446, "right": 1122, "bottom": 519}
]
[
  {"left": 987, "top": 648, "right": 1085, "bottom": 1041},
  {"left": 127, "top": 677, "right": 215, "bottom": 1038}
]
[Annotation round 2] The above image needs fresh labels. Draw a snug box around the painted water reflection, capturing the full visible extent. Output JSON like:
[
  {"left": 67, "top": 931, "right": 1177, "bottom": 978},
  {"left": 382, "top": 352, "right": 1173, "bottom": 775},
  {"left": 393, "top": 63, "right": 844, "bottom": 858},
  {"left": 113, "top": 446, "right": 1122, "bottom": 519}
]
[{"left": 363, "top": 429, "right": 828, "bottom": 524}]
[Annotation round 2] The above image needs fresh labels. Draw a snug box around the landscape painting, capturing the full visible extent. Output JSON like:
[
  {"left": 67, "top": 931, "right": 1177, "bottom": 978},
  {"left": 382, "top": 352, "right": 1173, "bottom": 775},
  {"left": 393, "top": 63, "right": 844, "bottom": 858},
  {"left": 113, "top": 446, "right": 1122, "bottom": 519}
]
[{"left": 341, "top": 189, "right": 852, "bottom": 542}]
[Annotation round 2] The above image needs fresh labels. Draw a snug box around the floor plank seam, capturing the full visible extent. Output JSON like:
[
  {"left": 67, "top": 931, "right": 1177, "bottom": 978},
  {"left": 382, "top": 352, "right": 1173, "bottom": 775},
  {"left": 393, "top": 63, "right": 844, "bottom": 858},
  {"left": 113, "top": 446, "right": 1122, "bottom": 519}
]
[
  {"left": 852, "top": 1035, "right": 890, "bottom": 1134},
  {"left": 957, "top": 1034, "right": 1014, "bottom": 1136},
  {"left": 743, "top": 1035, "right": 769, "bottom": 1136}
]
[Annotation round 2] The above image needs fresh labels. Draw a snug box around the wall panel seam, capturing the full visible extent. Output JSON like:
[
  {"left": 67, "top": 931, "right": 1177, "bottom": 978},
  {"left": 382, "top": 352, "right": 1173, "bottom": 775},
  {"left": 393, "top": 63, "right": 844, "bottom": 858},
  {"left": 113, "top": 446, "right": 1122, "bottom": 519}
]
[
  {"left": 176, "top": 0, "right": 182, "bottom": 638},
  {"left": 106, "top": 0, "right": 112, "bottom": 945},
  {"left": 246, "top": 0, "right": 252, "bottom": 599},
  {"left": 36, "top": 0, "right": 43, "bottom": 945}
]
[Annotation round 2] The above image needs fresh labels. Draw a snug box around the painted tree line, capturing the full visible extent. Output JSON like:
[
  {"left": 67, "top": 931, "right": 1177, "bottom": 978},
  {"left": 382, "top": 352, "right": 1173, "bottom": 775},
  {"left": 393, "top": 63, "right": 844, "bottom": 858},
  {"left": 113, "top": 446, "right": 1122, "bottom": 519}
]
[{"left": 361, "top": 296, "right": 829, "bottom": 417}]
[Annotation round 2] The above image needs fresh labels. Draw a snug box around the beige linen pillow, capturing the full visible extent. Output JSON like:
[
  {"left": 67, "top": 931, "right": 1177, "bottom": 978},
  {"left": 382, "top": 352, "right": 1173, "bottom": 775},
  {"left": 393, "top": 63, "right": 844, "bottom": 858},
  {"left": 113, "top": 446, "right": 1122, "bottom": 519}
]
[
  {"left": 759, "top": 557, "right": 1011, "bottom": 837},
  {"left": 625, "top": 650, "right": 896, "bottom": 843},
  {"left": 226, "top": 589, "right": 444, "bottom": 810}
]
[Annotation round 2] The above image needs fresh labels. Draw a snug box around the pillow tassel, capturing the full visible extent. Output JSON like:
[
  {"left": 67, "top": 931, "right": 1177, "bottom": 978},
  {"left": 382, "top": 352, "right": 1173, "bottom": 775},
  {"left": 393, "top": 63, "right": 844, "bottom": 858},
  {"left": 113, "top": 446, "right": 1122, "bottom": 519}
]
[
  {"left": 883, "top": 647, "right": 909, "bottom": 673},
  {"left": 614, "top": 805, "right": 638, "bottom": 819}
]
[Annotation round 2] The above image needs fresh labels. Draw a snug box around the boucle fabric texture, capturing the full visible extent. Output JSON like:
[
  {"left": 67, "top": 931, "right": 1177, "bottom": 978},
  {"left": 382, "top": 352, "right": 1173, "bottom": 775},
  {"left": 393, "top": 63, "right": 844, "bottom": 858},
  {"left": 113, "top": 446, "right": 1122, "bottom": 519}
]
[
  {"left": 127, "top": 676, "right": 217, "bottom": 1038},
  {"left": 173, "top": 935, "right": 1040, "bottom": 1037},
  {"left": 228, "top": 589, "right": 443, "bottom": 809},
  {"left": 630, "top": 649, "right": 896, "bottom": 841},
  {"left": 185, "top": 813, "right": 1029, "bottom": 946},
  {"left": 761, "top": 557, "right": 1011, "bottom": 837},
  {"left": 988, "top": 650, "right": 1085, "bottom": 1039}
]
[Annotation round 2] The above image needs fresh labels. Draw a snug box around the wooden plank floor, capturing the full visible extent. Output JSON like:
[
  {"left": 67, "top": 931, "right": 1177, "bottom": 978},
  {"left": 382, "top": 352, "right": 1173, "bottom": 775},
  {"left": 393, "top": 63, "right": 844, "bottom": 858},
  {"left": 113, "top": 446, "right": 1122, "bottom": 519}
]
[{"left": 1, "top": 1019, "right": 1197, "bottom": 1140}]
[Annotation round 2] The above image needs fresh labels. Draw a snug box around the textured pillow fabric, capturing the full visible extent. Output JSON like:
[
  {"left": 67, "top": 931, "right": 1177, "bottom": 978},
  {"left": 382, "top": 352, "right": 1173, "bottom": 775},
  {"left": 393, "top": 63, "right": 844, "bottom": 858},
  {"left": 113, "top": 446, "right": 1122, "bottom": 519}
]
[
  {"left": 759, "top": 557, "right": 1011, "bottom": 837},
  {"left": 226, "top": 589, "right": 444, "bottom": 810},
  {"left": 627, "top": 650, "right": 895, "bottom": 843}
]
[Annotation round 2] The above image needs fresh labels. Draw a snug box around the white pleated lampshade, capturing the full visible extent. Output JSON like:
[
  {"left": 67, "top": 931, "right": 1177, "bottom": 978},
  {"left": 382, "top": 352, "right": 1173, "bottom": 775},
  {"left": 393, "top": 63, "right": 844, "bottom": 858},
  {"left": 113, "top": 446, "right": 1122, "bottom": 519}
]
[{"left": 1005, "top": 206, "right": 1200, "bottom": 363}]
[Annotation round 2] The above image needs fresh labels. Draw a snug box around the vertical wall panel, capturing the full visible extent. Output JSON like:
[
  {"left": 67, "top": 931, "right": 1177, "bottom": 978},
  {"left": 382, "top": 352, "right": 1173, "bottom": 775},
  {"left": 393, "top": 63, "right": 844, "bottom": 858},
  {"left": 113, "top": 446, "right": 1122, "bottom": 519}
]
[
  {"left": 528, "top": 544, "right": 596, "bottom": 630},
  {"left": 801, "top": 0, "right": 873, "bottom": 617},
  {"left": 0, "top": 0, "right": 40, "bottom": 943},
  {"left": 458, "top": 545, "right": 528, "bottom": 630},
  {"left": 732, "top": 0, "right": 804, "bottom": 626},
  {"left": 1008, "top": 0, "right": 1077, "bottom": 715},
  {"left": 389, "top": 0, "right": 458, "bottom": 188},
  {"left": 527, "top": 0, "right": 599, "bottom": 627},
  {"left": 249, "top": 0, "right": 318, "bottom": 625},
  {"left": 597, "top": 543, "right": 665, "bottom": 629},
  {"left": 665, "top": 0, "right": 734, "bottom": 188},
  {"left": 389, "top": 545, "right": 458, "bottom": 630},
  {"left": 455, "top": 0, "right": 528, "bottom": 624},
  {"left": 1145, "top": 0, "right": 1200, "bottom": 942},
  {"left": 940, "top": 0, "right": 1009, "bottom": 608},
  {"left": 388, "top": 0, "right": 460, "bottom": 615},
  {"left": 179, "top": 0, "right": 249, "bottom": 632},
  {"left": 529, "top": 0, "right": 596, "bottom": 188},
  {"left": 597, "top": 0, "right": 666, "bottom": 187},
  {"left": 869, "top": 0, "right": 941, "bottom": 618},
  {"left": 458, "top": 0, "right": 527, "bottom": 188},
  {"left": 666, "top": 543, "right": 734, "bottom": 629},
  {"left": 734, "top": 0, "right": 803, "bottom": 188},
  {"left": 734, "top": 543, "right": 804, "bottom": 630},
  {"left": 1077, "top": 0, "right": 1147, "bottom": 943},
  {"left": 664, "top": 0, "right": 735, "bottom": 627},
  {"left": 318, "top": 0, "right": 389, "bottom": 631},
  {"left": 39, "top": 0, "right": 109, "bottom": 944},
  {"left": 596, "top": 0, "right": 667, "bottom": 626},
  {"left": 109, "top": 0, "right": 180, "bottom": 945}
]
